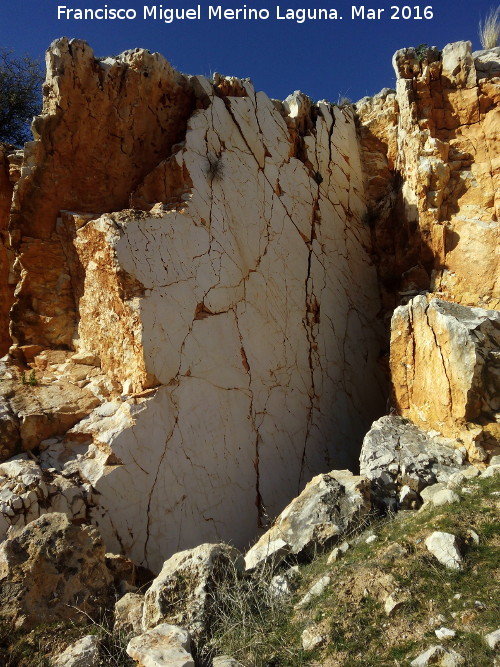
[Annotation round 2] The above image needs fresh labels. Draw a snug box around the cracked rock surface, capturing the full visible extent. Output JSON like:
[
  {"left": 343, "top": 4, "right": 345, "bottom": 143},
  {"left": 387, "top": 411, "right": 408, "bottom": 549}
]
[
  {"left": 0, "top": 38, "right": 498, "bottom": 577},
  {"left": 0, "top": 38, "right": 386, "bottom": 571},
  {"left": 390, "top": 296, "right": 500, "bottom": 459}
]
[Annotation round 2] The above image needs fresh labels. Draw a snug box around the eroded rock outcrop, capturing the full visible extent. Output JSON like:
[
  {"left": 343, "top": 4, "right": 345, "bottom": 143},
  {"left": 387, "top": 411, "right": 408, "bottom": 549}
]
[
  {"left": 244, "top": 469, "right": 372, "bottom": 570},
  {"left": 0, "top": 512, "right": 113, "bottom": 628},
  {"left": 0, "top": 38, "right": 387, "bottom": 571},
  {"left": 357, "top": 41, "right": 500, "bottom": 311},
  {"left": 390, "top": 296, "right": 500, "bottom": 459},
  {"left": 0, "top": 37, "right": 498, "bottom": 578}
]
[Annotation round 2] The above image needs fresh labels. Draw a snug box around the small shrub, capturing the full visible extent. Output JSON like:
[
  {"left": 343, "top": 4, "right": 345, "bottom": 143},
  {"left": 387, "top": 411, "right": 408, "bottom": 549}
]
[
  {"left": 337, "top": 95, "right": 352, "bottom": 107},
  {"left": 479, "top": 6, "right": 500, "bottom": 49},
  {"left": 206, "top": 153, "right": 224, "bottom": 181},
  {"left": 28, "top": 370, "right": 38, "bottom": 387},
  {"left": 21, "top": 371, "right": 27, "bottom": 385},
  {"left": 198, "top": 561, "right": 306, "bottom": 666},
  {"left": 415, "top": 43, "right": 430, "bottom": 61}
]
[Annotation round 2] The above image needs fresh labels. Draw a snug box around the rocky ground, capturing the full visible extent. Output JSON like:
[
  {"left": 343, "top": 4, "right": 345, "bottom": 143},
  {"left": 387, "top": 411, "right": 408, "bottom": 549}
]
[
  {"left": 0, "top": 421, "right": 497, "bottom": 666},
  {"left": 0, "top": 35, "right": 498, "bottom": 667}
]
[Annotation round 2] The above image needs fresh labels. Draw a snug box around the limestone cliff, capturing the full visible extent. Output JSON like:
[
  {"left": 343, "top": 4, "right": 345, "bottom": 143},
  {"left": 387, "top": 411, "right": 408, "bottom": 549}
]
[
  {"left": 356, "top": 40, "right": 499, "bottom": 462},
  {"left": 357, "top": 42, "right": 499, "bottom": 311},
  {"left": 0, "top": 38, "right": 498, "bottom": 573},
  {"left": 0, "top": 38, "right": 386, "bottom": 571}
]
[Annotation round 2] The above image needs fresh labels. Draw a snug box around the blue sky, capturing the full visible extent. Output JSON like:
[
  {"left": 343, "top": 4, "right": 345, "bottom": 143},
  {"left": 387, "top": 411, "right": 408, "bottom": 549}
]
[{"left": 0, "top": 0, "right": 497, "bottom": 103}]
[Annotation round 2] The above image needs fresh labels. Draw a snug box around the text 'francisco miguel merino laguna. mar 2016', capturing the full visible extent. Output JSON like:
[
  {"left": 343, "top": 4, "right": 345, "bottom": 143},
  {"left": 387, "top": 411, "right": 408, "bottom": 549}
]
[{"left": 56, "top": 4, "right": 434, "bottom": 23}]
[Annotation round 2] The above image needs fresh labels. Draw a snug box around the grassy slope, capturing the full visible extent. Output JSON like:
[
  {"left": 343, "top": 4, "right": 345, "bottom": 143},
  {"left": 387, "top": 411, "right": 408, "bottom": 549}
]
[{"left": 206, "top": 473, "right": 499, "bottom": 666}]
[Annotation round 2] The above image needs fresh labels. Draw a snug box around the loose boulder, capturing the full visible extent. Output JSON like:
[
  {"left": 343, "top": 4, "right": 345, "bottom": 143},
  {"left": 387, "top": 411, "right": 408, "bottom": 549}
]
[
  {"left": 53, "top": 635, "right": 100, "bottom": 667},
  {"left": 425, "top": 532, "right": 463, "bottom": 570},
  {"left": 0, "top": 512, "right": 113, "bottom": 628},
  {"left": 360, "top": 415, "right": 465, "bottom": 505},
  {"left": 127, "top": 623, "right": 194, "bottom": 667},
  {"left": 142, "top": 543, "right": 244, "bottom": 640},
  {"left": 244, "top": 470, "right": 372, "bottom": 571}
]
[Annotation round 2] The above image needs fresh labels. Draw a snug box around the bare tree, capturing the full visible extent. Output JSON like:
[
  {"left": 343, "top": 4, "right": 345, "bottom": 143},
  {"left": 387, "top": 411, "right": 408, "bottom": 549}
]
[{"left": 0, "top": 49, "right": 43, "bottom": 146}]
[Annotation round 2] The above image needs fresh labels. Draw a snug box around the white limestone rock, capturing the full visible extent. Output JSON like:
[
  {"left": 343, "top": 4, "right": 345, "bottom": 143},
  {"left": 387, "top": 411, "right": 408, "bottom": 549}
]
[
  {"left": 142, "top": 543, "right": 243, "bottom": 640},
  {"left": 481, "top": 465, "right": 500, "bottom": 478},
  {"left": 384, "top": 589, "right": 408, "bottom": 616},
  {"left": 442, "top": 41, "right": 476, "bottom": 88},
  {"left": 0, "top": 456, "right": 91, "bottom": 540},
  {"left": 473, "top": 47, "right": 500, "bottom": 77},
  {"left": 411, "top": 645, "right": 465, "bottom": 666},
  {"left": 115, "top": 593, "right": 144, "bottom": 635},
  {"left": 425, "top": 532, "right": 463, "bottom": 570},
  {"left": 269, "top": 565, "right": 301, "bottom": 598},
  {"left": 53, "top": 635, "right": 100, "bottom": 667},
  {"left": 435, "top": 627, "right": 456, "bottom": 640},
  {"left": 485, "top": 628, "right": 500, "bottom": 650},
  {"left": 301, "top": 625, "right": 326, "bottom": 651},
  {"left": 244, "top": 470, "right": 371, "bottom": 571},
  {"left": 420, "top": 483, "right": 448, "bottom": 503},
  {"left": 24, "top": 42, "right": 386, "bottom": 573},
  {"left": 296, "top": 575, "right": 331, "bottom": 608},
  {"left": 327, "top": 541, "right": 349, "bottom": 564},
  {"left": 430, "top": 489, "right": 460, "bottom": 507},
  {"left": 127, "top": 624, "right": 194, "bottom": 667}
]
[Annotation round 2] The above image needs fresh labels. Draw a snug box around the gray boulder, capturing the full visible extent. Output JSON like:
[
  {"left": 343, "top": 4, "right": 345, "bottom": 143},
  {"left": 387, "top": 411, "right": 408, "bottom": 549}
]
[
  {"left": 360, "top": 416, "right": 465, "bottom": 504},
  {"left": 244, "top": 470, "right": 372, "bottom": 571}
]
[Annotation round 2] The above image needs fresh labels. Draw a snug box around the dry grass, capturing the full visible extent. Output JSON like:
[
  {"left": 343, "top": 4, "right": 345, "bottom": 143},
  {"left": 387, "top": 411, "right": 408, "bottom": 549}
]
[
  {"left": 479, "top": 6, "right": 500, "bottom": 49},
  {"left": 197, "top": 559, "right": 309, "bottom": 666}
]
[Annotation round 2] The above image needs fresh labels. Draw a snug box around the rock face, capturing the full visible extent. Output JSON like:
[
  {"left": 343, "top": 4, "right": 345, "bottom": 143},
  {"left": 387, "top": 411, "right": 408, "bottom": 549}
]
[
  {"left": 0, "top": 512, "right": 113, "bottom": 628},
  {"left": 357, "top": 41, "right": 500, "bottom": 312},
  {"left": 0, "top": 37, "right": 387, "bottom": 571},
  {"left": 0, "top": 145, "right": 16, "bottom": 356},
  {"left": 0, "top": 37, "right": 498, "bottom": 576},
  {"left": 390, "top": 296, "right": 500, "bottom": 459}
]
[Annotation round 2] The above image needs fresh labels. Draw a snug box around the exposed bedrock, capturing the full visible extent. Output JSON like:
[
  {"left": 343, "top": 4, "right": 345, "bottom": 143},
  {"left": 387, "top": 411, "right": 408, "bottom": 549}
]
[
  {"left": 356, "top": 41, "right": 499, "bottom": 312},
  {"left": 0, "top": 38, "right": 387, "bottom": 571},
  {"left": 1, "top": 39, "right": 498, "bottom": 573}
]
